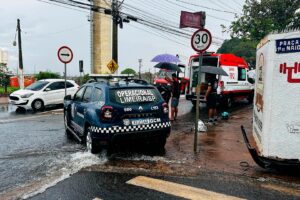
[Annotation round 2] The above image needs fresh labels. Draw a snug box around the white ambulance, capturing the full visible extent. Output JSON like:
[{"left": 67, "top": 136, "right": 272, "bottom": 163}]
[{"left": 186, "top": 53, "right": 254, "bottom": 108}]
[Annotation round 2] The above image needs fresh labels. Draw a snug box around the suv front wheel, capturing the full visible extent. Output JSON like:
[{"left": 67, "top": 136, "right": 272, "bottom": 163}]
[{"left": 64, "top": 111, "right": 72, "bottom": 139}]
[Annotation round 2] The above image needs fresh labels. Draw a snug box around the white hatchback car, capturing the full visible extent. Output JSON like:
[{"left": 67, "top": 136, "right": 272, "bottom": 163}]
[{"left": 9, "top": 79, "right": 79, "bottom": 111}]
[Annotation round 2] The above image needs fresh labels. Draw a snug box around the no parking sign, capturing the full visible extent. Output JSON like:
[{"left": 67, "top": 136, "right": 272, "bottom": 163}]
[{"left": 57, "top": 46, "right": 73, "bottom": 96}]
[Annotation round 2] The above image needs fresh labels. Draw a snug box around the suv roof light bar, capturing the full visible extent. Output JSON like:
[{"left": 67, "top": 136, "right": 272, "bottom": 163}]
[{"left": 89, "top": 74, "right": 135, "bottom": 83}]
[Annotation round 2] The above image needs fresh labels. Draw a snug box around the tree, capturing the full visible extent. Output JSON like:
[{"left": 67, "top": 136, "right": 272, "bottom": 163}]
[
  {"left": 141, "top": 72, "right": 153, "bottom": 84},
  {"left": 217, "top": 38, "right": 257, "bottom": 68},
  {"left": 35, "top": 71, "right": 60, "bottom": 80},
  {"left": 230, "top": 0, "right": 300, "bottom": 41},
  {"left": 75, "top": 74, "right": 91, "bottom": 85},
  {"left": 0, "top": 72, "right": 10, "bottom": 94},
  {"left": 220, "top": 0, "right": 300, "bottom": 68},
  {"left": 121, "top": 68, "right": 137, "bottom": 75}
]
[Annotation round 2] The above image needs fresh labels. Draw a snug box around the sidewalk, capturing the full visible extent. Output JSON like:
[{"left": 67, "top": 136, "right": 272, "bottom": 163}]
[
  {"left": 165, "top": 105, "right": 259, "bottom": 176},
  {"left": 168, "top": 105, "right": 300, "bottom": 185},
  {"left": 0, "top": 97, "right": 8, "bottom": 104}
]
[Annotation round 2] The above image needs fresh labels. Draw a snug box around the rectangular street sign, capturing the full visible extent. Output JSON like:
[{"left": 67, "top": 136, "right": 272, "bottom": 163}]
[
  {"left": 180, "top": 11, "right": 205, "bottom": 29},
  {"left": 276, "top": 38, "right": 300, "bottom": 54}
]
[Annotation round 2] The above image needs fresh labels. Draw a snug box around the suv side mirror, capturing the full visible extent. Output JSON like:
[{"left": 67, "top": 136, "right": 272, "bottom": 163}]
[
  {"left": 64, "top": 95, "right": 72, "bottom": 101},
  {"left": 44, "top": 88, "right": 51, "bottom": 92}
]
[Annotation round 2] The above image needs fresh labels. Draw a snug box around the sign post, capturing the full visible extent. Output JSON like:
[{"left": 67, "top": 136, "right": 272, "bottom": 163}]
[
  {"left": 57, "top": 46, "right": 73, "bottom": 97},
  {"left": 191, "top": 28, "right": 212, "bottom": 152}
]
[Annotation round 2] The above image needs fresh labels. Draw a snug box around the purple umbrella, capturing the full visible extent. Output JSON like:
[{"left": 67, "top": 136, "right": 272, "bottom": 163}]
[{"left": 151, "top": 53, "right": 181, "bottom": 63}]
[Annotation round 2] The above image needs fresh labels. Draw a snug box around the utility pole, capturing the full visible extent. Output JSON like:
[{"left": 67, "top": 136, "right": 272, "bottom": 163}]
[
  {"left": 138, "top": 59, "right": 142, "bottom": 79},
  {"left": 149, "top": 68, "right": 152, "bottom": 83},
  {"left": 17, "top": 19, "right": 24, "bottom": 89},
  {"left": 112, "top": 0, "right": 118, "bottom": 64}
]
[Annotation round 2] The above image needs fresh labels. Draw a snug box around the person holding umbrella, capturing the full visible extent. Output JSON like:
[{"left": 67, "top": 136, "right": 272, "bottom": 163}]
[
  {"left": 205, "top": 73, "right": 218, "bottom": 125},
  {"left": 165, "top": 73, "right": 180, "bottom": 121}
]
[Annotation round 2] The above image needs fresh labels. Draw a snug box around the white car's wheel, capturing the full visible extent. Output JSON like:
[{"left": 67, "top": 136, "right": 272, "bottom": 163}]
[{"left": 31, "top": 99, "right": 44, "bottom": 112}]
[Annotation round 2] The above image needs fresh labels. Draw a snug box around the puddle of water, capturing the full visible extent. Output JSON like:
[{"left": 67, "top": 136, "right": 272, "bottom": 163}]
[
  {"left": 22, "top": 151, "right": 108, "bottom": 199},
  {"left": 0, "top": 151, "right": 108, "bottom": 200},
  {"left": 0, "top": 104, "right": 14, "bottom": 114}
]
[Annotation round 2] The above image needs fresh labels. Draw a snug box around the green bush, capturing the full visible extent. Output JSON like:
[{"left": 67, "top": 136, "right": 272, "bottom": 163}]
[
  {"left": 0, "top": 86, "right": 19, "bottom": 95},
  {"left": 74, "top": 74, "right": 91, "bottom": 86},
  {"left": 121, "top": 68, "right": 137, "bottom": 75},
  {"left": 35, "top": 71, "right": 60, "bottom": 80},
  {"left": 0, "top": 72, "right": 10, "bottom": 94}
]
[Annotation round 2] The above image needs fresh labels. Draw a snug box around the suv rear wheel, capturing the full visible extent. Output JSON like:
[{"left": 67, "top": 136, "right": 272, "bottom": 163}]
[
  {"left": 157, "top": 138, "right": 166, "bottom": 150},
  {"left": 85, "top": 127, "right": 100, "bottom": 154},
  {"left": 150, "top": 137, "right": 166, "bottom": 151}
]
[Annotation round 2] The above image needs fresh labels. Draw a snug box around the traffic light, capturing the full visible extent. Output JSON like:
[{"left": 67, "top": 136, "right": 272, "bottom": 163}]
[{"left": 79, "top": 60, "right": 83, "bottom": 73}]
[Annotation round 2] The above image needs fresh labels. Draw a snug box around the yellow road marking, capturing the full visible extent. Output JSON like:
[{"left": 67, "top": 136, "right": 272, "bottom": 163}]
[{"left": 126, "top": 176, "right": 245, "bottom": 200}]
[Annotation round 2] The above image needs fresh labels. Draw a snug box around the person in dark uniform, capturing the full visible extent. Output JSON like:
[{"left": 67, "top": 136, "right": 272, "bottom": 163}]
[
  {"left": 166, "top": 73, "right": 180, "bottom": 121},
  {"left": 205, "top": 74, "right": 218, "bottom": 125}
]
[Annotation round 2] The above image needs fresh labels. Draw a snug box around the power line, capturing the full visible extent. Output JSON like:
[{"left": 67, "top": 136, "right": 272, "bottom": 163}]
[
  {"left": 123, "top": 0, "right": 226, "bottom": 41},
  {"left": 173, "top": 0, "right": 238, "bottom": 15},
  {"left": 130, "top": 0, "right": 181, "bottom": 23},
  {"left": 42, "top": 0, "right": 224, "bottom": 46},
  {"left": 214, "top": 0, "right": 239, "bottom": 13},
  {"left": 232, "top": 0, "right": 243, "bottom": 7},
  {"left": 127, "top": 23, "right": 191, "bottom": 48},
  {"left": 163, "top": 0, "right": 232, "bottom": 22},
  {"left": 24, "top": 23, "right": 90, "bottom": 38},
  {"left": 37, "top": 0, "right": 89, "bottom": 13}
]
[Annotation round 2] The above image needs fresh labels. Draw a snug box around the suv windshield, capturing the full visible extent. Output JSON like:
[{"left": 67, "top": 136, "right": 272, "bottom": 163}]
[
  {"left": 26, "top": 81, "right": 49, "bottom": 91},
  {"left": 110, "top": 88, "right": 161, "bottom": 104}
]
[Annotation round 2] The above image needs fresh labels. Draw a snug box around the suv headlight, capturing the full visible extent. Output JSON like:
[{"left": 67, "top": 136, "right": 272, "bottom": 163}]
[{"left": 21, "top": 93, "right": 34, "bottom": 98}]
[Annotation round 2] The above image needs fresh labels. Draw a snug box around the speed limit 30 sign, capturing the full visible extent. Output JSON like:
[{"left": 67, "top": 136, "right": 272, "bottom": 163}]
[{"left": 191, "top": 29, "right": 212, "bottom": 52}]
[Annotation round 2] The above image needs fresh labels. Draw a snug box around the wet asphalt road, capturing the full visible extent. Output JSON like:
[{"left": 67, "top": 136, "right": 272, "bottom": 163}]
[
  {"left": 2, "top": 100, "right": 299, "bottom": 200},
  {"left": 29, "top": 171, "right": 299, "bottom": 200},
  {"left": 0, "top": 104, "right": 90, "bottom": 196},
  {"left": 0, "top": 99, "right": 196, "bottom": 199}
]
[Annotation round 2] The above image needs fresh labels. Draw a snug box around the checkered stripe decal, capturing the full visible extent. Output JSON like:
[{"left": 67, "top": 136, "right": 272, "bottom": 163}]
[{"left": 90, "top": 122, "right": 171, "bottom": 134}]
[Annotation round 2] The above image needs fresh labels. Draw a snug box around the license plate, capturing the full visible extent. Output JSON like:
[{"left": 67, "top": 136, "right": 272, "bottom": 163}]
[
  {"left": 131, "top": 118, "right": 161, "bottom": 126},
  {"left": 10, "top": 101, "right": 16, "bottom": 104}
]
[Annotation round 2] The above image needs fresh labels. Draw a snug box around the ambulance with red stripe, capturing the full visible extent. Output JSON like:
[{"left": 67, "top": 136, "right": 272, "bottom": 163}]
[{"left": 186, "top": 52, "right": 254, "bottom": 108}]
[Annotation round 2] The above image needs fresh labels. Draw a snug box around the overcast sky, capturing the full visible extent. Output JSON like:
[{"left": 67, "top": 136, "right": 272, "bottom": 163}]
[{"left": 0, "top": 0, "right": 245, "bottom": 76}]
